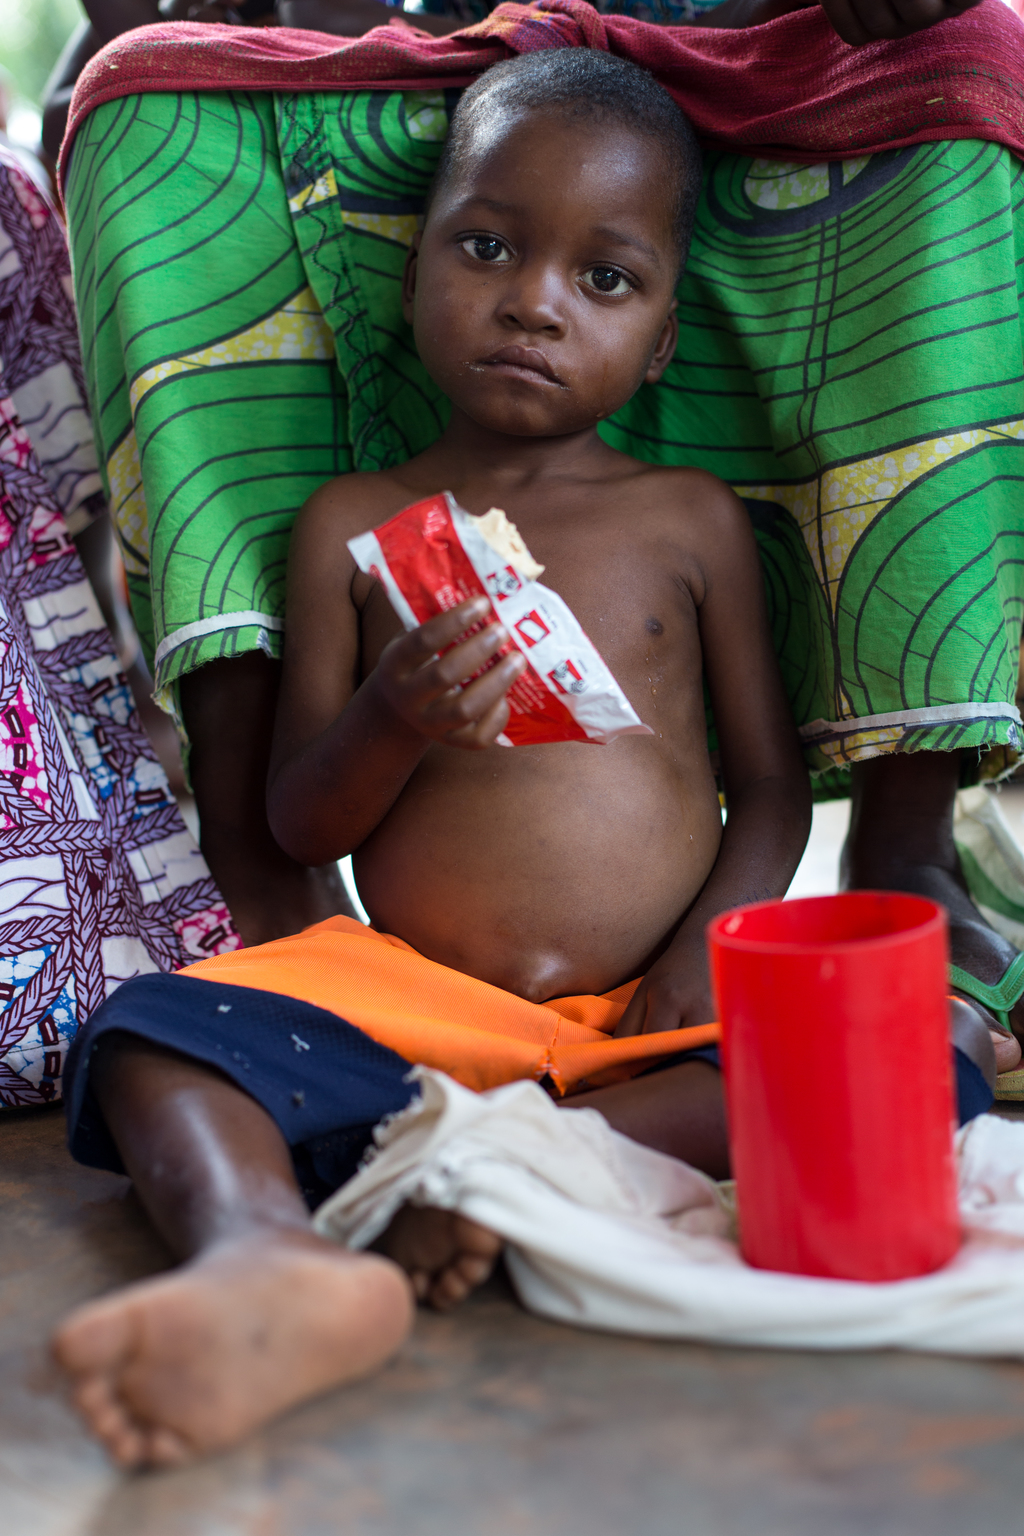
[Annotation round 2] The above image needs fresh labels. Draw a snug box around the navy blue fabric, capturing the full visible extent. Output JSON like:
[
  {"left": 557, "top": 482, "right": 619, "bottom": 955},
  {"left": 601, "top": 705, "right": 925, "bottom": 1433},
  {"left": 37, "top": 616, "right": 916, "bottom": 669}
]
[
  {"left": 64, "top": 976, "right": 996, "bottom": 1211},
  {"left": 63, "top": 973, "right": 419, "bottom": 1205},
  {"left": 651, "top": 1043, "right": 994, "bottom": 1126},
  {"left": 953, "top": 1045, "right": 995, "bottom": 1123}
]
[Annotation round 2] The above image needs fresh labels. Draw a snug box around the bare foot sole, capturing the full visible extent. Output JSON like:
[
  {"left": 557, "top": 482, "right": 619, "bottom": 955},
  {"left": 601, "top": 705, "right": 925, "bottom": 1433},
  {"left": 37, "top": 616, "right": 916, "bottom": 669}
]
[
  {"left": 52, "top": 1229, "right": 413, "bottom": 1470},
  {"left": 373, "top": 1206, "right": 503, "bottom": 1310}
]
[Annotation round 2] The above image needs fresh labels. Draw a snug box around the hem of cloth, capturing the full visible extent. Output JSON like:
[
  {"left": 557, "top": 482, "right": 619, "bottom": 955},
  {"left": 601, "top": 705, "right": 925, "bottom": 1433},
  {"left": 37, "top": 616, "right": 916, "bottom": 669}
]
[
  {"left": 804, "top": 710, "right": 1022, "bottom": 777},
  {"left": 151, "top": 617, "right": 285, "bottom": 725}
]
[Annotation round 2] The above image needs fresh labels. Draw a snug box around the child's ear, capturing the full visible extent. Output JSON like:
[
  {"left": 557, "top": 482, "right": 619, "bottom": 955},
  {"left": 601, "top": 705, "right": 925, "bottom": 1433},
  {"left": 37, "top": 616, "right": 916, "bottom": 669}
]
[
  {"left": 401, "top": 232, "right": 422, "bottom": 324},
  {"left": 645, "top": 300, "right": 678, "bottom": 385}
]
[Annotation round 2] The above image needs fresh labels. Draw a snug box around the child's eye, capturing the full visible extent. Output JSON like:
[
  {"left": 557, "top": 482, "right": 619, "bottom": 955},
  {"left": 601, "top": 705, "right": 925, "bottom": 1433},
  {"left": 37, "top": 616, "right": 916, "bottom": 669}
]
[
  {"left": 461, "top": 236, "right": 511, "bottom": 263},
  {"left": 582, "top": 266, "right": 633, "bottom": 296}
]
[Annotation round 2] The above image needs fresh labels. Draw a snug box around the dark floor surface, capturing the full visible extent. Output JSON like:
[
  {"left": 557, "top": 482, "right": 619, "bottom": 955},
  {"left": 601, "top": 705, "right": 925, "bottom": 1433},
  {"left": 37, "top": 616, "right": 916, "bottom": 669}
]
[{"left": 5, "top": 1105, "right": 1024, "bottom": 1536}]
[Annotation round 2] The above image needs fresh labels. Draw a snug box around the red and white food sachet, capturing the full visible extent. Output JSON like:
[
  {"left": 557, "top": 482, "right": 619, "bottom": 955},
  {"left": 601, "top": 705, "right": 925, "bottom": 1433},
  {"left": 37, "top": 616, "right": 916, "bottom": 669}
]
[{"left": 347, "top": 491, "right": 652, "bottom": 747}]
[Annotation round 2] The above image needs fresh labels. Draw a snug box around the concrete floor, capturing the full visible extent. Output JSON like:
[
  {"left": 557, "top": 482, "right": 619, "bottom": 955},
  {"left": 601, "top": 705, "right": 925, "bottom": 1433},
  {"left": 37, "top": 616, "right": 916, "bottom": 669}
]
[{"left": 6, "top": 791, "right": 1024, "bottom": 1534}]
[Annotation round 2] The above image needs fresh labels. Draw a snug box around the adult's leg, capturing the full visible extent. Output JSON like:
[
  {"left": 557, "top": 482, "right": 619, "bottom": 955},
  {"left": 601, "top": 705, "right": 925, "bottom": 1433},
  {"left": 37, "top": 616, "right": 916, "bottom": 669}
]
[
  {"left": 53, "top": 1034, "right": 413, "bottom": 1468},
  {"left": 612, "top": 139, "right": 1024, "bottom": 1021},
  {"left": 842, "top": 749, "right": 1024, "bottom": 1037},
  {"left": 65, "top": 93, "right": 363, "bottom": 944},
  {"left": 180, "top": 653, "right": 352, "bottom": 945}
]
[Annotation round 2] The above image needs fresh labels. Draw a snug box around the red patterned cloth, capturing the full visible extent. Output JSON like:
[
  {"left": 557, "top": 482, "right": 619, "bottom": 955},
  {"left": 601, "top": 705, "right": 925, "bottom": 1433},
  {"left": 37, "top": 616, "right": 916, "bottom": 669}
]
[{"left": 62, "top": 0, "right": 1024, "bottom": 182}]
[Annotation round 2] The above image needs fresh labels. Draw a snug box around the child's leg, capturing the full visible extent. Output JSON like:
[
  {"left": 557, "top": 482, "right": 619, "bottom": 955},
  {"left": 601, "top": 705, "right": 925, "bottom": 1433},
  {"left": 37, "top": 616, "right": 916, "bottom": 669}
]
[
  {"left": 180, "top": 654, "right": 354, "bottom": 946},
  {"left": 374, "top": 1061, "right": 729, "bottom": 1310},
  {"left": 383, "top": 1004, "right": 1008, "bottom": 1310},
  {"left": 52, "top": 1034, "right": 413, "bottom": 1469},
  {"left": 564, "top": 1060, "right": 731, "bottom": 1175},
  {"left": 841, "top": 749, "right": 1024, "bottom": 1034},
  {"left": 374, "top": 1063, "right": 728, "bottom": 1307}
]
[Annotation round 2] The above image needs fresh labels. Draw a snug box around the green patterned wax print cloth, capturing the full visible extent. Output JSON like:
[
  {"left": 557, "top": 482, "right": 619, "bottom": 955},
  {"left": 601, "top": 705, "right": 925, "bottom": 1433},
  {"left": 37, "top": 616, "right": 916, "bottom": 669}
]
[{"left": 65, "top": 92, "right": 1024, "bottom": 780}]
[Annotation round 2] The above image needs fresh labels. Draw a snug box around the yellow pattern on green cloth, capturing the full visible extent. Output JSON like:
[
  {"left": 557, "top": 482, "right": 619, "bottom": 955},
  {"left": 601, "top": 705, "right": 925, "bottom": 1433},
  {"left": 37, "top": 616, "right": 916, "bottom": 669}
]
[
  {"left": 341, "top": 209, "right": 419, "bottom": 246},
  {"left": 812, "top": 725, "right": 904, "bottom": 766},
  {"left": 105, "top": 428, "right": 149, "bottom": 577},
  {"left": 734, "top": 418, "right": 1024, "bottom": 615},
  {"left": 288, "top": 168, "right": 337, "bottom": 213},
  {"left": 127, "top": 288, "right": 335, "bottom": 418},
  {"left": 402, "top": 92, "right": 448, "bottom": 143},
  {"left": 743, "top": 157, "right": 870, "bottom": 210}
]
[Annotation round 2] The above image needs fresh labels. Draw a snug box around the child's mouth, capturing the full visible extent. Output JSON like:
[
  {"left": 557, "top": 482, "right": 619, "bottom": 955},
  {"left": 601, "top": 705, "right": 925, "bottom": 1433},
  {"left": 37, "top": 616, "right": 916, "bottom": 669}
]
[{"left": 476, "top": 346, "right": 565, "bottom": 387}]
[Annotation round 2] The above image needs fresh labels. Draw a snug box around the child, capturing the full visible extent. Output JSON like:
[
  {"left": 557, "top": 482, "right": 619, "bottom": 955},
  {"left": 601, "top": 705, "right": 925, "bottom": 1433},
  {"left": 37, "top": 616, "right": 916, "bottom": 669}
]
[{"left": 51, "top": 50, "right": 1003, "bottom": 1470}]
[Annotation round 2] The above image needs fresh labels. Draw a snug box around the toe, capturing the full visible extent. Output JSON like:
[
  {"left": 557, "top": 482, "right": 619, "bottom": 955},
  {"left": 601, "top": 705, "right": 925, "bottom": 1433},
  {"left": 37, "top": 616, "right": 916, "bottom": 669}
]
[
  {"left": 454, "top": 1252, "right": 496, "bottom": 1288},
  {"left": 77, "top": 1390, "right": 129, "bottom": 1443},
  {"left": 71, "top": 1371, "right": 154, "bottom": 1467},
  {"left": 107, "top": 1422, "right": 153, "bottom": 1470},
  {"left": 72, "top": 1375, "right": 135, "bottom": 1442},
  {"left": 453, "top": 1217, "right": 502, "bottom": 1260},
  {"left": 428, "top": 1268, "right": 472, "bottom": 1310},
  {"left": 72, "top": 1372, "right": 117, "bottom": 1416},
  {"left": 53, "top": 1300, "right": 134, "bottom": 1376},
  {"left": 993, "top": 1028, "right": 1023, "bottom": 1073},
  {"left": 144, "top": 1426, "right": 192, "bottom": 1468}
]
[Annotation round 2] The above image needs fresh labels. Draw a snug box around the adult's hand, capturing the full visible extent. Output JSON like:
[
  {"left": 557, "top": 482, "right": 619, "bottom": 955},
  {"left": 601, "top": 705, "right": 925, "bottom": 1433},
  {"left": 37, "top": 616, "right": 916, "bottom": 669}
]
[
  {"left": 81, "top": 2, "right": 160, "bottom": 45},
  {"left": 278, "top": 0, "right": 465, "bottom": 36},
  {"left": 818, "top": 0, "right": 984, "bottom": 44},
  {"left": 692, "top": 0, "right": 984, "bottom": 45}
]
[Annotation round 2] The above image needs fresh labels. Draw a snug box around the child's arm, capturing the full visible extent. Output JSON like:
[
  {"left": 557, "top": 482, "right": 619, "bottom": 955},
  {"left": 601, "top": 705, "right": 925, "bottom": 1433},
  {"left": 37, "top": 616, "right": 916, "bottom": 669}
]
[
  {"left": 615, "top": 480, "right": 812, "bottom": 1038},
  {"left": 267, "top": 484, "right": 525, "bottom": 866}
]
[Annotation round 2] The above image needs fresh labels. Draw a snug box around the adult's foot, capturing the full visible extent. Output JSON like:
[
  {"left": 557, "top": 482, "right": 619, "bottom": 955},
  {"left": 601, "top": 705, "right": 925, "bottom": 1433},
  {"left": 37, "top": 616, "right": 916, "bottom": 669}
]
[
  {"left": 373, "top": 1206, "right": 503, "bottom": 1310},
  {"left": 843, "top": 751, "right": 1024, "bottom": 1039},
  {"left": 949, "top": 995, "right": 1021, "bottom": 1083},
  {"left": 844, "top": 851, "right": 1024, "bottom": 1038},
  {"left": 52, "top": 1229, "right": 413, "bottom": 1469}
]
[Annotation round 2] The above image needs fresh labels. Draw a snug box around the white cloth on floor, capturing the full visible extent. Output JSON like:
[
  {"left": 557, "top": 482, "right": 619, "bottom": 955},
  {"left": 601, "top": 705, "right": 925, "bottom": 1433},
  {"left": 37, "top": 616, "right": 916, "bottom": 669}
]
[{"left": 313, "top": 1069, "right": 1024, "bottom": 1357}]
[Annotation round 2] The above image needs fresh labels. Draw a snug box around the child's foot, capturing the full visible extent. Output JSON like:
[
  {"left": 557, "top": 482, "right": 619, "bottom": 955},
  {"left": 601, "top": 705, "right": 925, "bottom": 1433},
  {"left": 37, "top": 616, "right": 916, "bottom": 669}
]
[
  {"left": 52, "top": 1229, "right": 413, "bottom": 1470},
  {"left": 373, "top": 1207, "right": 503, "bottom": 1310}
]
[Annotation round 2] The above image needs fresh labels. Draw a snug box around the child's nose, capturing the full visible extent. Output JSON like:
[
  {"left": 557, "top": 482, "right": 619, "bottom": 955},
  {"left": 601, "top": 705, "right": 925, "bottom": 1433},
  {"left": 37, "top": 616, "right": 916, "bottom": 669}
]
[{"left": 497, "top": 266, "right": 567, "bottom": 335}]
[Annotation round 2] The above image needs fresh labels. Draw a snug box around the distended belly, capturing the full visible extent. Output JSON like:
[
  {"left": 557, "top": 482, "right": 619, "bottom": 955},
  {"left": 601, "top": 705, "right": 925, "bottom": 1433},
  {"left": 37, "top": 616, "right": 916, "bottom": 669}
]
[{"left": 351, "top": 744, "right": 722, "bottom": 1002}]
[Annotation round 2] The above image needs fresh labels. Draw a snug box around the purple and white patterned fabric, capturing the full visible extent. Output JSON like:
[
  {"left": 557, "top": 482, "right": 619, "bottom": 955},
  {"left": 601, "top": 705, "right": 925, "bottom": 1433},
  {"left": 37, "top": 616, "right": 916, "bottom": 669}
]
[{"left": 0, "top": 147, "right": 239, "bottom": 1109}]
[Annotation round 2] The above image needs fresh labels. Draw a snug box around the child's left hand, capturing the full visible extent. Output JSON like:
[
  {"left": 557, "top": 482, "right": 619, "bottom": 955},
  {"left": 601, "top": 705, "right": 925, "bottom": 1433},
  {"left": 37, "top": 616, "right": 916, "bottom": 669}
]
[{"left": 613, "top": 942, "right": 716, "bottom": 1038}]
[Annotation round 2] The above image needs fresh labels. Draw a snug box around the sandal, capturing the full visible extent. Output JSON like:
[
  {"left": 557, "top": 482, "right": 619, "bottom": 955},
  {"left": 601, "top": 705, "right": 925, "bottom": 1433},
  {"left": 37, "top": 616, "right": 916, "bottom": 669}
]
[{"left": 949, "top": 952, "right": 1024, "bottom": 1031}]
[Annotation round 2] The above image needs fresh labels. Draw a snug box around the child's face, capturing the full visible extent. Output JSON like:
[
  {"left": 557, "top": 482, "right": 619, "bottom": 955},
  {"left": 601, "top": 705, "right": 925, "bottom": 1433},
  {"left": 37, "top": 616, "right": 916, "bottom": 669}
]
[{"left": 404, "top": 109, "right": 681, "bottom": 439}]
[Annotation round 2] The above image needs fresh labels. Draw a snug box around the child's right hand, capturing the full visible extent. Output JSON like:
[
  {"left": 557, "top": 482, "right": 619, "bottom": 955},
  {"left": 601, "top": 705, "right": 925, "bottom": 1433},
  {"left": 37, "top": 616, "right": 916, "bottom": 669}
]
[{"left": 374, "top": 597, "right": 526, "bottom": 750}]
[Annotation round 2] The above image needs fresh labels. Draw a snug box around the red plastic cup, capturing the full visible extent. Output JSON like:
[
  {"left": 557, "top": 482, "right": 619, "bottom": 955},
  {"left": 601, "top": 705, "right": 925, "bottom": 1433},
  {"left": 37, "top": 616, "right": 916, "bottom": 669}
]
[{"left": 707, "top": 892, "right": 959, "bottom": 1282}]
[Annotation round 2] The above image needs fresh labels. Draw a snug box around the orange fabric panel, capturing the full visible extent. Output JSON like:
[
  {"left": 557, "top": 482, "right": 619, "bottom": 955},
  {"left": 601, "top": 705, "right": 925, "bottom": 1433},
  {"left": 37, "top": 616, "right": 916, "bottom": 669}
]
[{"left": 178, "top": 916, "right": 720, "bottom": 1095}]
